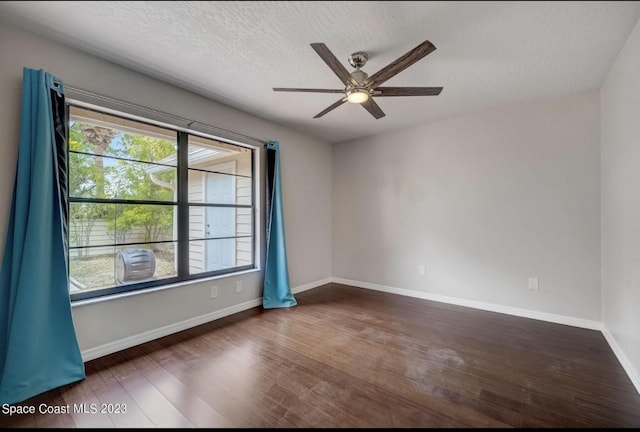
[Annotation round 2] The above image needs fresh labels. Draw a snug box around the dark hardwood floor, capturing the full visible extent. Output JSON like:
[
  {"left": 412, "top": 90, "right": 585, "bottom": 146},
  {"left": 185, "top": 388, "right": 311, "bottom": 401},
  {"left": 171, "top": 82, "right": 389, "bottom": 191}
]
[{"left": 2, "top": 283, "right": 639, "bottom": 428}]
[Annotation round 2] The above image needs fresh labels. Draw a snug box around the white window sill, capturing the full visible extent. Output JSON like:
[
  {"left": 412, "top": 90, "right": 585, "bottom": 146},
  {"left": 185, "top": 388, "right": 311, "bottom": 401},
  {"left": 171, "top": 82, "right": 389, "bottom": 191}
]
[{"left": 71, "top": 267, "right": 262, "bottom": 308}]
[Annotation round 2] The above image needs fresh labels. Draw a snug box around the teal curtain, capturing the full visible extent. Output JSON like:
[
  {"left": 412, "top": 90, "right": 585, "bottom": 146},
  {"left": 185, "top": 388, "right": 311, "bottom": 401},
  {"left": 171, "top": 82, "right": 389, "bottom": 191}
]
[
  {"left": 263, "top": 141, "right": 296, "bottom": 309},
  {"left": 0, "top": 68, "right": 85, "bottom": 404}
]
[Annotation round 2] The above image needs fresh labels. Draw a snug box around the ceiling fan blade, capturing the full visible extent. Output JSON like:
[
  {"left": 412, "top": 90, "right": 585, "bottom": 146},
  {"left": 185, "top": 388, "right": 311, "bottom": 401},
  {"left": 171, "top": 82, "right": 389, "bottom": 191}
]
[
  {"left": 361, "top": 98, "right": 386, "bottom": 119},
  {"left": 375, "top": 86, "right": 443, "bottom": 96},
  {"left": 313, "top": 97, "right": 347, "bottom": 118},
  {"left": 364, "top": 40, "right": 436, "bottom": 89},
  {"left": 273, "top": 88, "right": 344, "bottom": 93},
  {"left": 310, "top": 43, "right": 358, "bottom": 87}
]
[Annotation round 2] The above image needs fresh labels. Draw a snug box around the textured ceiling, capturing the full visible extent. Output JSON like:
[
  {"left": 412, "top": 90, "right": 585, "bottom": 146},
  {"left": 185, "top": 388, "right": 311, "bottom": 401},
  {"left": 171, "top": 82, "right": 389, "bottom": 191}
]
[{"left": 1, "top": 1, "right": 639, "bottom": 143}]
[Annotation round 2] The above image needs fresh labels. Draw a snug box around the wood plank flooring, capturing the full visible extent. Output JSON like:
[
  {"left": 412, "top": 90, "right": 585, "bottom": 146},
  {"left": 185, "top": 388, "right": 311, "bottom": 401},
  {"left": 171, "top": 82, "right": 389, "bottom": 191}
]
[{"left": 1, "top": 283, "right": 639, "bottom": 428}]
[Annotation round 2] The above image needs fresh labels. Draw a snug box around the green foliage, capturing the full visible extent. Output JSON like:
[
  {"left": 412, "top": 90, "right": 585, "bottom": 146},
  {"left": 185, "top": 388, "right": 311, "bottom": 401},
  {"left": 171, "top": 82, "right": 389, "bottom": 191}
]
[
  {"left": 69, "top": 202, "right": 103, "bottom": 258},
  {"left": 69, "top": 122, "right": 107, "bottom": 256},
  {"left": 69, "top": 124, "right": 96, "bottom": 197},
  {"left": 80, "top": 124, "right": 117, "bottom": 198},
  {"left": 106, "top": 133, "right": 177, "bottom": 244},
  {"left": 68, "top": 121, "right": 177, "bottom": 252}
]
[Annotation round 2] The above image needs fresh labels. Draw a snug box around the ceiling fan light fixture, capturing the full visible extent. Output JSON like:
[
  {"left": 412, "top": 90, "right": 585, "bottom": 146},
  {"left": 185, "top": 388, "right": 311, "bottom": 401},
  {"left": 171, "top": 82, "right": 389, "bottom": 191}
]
[
  {"left": 275, "top": 41, "right": 440, "bottom": 119},
  {"left": 346, "top": 89, "right": 369, "bottom": 104}
]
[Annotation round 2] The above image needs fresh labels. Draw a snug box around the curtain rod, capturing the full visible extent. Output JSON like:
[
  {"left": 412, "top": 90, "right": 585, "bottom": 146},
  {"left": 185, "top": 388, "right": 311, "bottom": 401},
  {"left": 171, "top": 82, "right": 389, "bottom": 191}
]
[{"left": 63, "top": 84, "right": 268, "bottom": 147}]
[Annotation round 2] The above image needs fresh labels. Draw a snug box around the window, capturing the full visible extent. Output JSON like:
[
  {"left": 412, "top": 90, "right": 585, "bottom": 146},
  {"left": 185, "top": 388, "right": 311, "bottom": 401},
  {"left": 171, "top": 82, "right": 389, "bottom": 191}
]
[{"left": 67, "top": 105, "right": 256, "bottom": 301}]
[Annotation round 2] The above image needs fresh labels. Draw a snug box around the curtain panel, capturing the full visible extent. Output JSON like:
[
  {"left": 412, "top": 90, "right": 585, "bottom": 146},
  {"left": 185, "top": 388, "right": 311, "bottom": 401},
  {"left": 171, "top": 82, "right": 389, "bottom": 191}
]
[
  {"left": 262, "top": 141, "right": 296, "bottom": 309},
  {"left": 0, "top": 68, "right": 85, "bottom": 404}
]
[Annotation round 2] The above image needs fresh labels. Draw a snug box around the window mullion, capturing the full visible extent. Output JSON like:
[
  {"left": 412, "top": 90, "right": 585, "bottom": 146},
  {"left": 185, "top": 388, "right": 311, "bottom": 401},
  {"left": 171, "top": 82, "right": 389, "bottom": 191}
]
[
  {"left": 177, "top": 130, "right": 189, "bottom": 279},
  {"left": 251, "top": 148, "right": 256, "bottom": 272}
]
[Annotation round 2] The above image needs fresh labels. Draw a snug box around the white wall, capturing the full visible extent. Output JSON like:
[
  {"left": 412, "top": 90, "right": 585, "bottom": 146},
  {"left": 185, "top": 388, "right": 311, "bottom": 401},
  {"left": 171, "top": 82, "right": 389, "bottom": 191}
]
[
  {"left": 333, "top": 91, "right": 601, "bottom": 320},
  {"left": 0, "top": 23, "right": 332, "bottom": 352},
  {"left": 601, "top": 17, "right": 640, "bottom": 383}
]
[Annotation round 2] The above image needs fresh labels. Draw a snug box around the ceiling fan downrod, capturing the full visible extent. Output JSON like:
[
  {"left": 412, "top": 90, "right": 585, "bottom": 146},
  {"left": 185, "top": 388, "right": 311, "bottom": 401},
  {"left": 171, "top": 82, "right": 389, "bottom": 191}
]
[{"left": 273, "top": 40, "right": 441, "bottom": 119}]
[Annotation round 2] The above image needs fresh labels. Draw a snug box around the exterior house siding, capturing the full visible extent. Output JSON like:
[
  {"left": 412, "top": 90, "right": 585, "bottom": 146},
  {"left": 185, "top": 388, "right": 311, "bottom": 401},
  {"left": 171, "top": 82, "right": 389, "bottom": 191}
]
[{"left": 187, "top": 149, "right": 253, "bottom": 273}]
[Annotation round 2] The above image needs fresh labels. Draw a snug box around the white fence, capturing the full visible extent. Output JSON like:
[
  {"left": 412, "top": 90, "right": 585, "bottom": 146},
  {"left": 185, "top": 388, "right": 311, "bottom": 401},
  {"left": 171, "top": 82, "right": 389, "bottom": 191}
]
[{"left": 69, "top": 219, "right": 171, "bottom": 258}]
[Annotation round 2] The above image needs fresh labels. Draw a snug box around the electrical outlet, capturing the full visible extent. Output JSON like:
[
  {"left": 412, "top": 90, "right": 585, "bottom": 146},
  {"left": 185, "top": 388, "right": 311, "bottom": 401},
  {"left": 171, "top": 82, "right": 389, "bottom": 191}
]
[
  {"left": 210, "top": 285, "right": 218, "bottom": 299},
  {"left": 235, "top": 280, "right": 243, "bottom": 293},
  {"left": 418, "top": 264, "right": 426, "bottom": 276},
  {"left": 528, "top": 277, "right": 539, "bottom": 290}
]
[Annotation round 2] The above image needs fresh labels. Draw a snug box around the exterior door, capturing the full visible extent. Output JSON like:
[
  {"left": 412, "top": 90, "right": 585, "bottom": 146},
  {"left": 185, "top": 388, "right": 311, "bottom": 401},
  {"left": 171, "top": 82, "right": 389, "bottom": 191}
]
[{"left": 205, "top": 162, "right": 236, "bottom": 271}]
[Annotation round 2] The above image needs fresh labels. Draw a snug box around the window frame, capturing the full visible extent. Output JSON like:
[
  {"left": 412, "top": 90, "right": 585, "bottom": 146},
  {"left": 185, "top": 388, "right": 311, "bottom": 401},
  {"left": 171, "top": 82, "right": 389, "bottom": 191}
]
[{"left": 66, "top": 101, "right": 258, "bottom": 302}]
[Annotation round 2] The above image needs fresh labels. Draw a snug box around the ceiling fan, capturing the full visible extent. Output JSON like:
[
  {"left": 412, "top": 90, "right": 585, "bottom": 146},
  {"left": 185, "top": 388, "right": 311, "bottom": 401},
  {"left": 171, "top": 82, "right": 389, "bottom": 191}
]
[{"left": 273, "top": 40, "right": 442, "bottom": 119}]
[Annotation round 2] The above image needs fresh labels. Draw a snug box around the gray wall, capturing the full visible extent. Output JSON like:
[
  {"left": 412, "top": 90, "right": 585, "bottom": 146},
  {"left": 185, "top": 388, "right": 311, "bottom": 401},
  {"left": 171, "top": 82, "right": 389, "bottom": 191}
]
[
  {"left": 3, "top": 15, "right": 638, "bottom": 381},
  {"left": 0, "top": 24, "right": 333, "bottom": 352},
  {"left": 601, "top": 17, "right": 640, "bottom": 380},
  {"left": 333, "top": 91, "right": 601, "bottom": 320}
]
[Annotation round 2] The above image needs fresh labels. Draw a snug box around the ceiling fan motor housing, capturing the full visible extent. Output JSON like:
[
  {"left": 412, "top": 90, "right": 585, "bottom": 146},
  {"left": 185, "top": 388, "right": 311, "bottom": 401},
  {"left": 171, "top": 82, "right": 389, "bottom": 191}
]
[
  {"left": 348, "top": 51, "right": 368, "bottom": 69},
  {"left": 274, "top": 41, "right": 441, "bottom": 119}
]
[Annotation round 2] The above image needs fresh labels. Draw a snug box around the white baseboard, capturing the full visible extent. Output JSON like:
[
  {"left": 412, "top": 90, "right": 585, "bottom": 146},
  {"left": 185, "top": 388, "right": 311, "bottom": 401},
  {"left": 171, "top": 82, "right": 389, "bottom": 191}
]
[
  {"left": 80, "top": 278, "right": 331, "bottom": 362},
  {"left": 331, "top": 277, "right": 602, "bottom": 331},
  {"left": 601, "top": 326, "right": 640, "bottom": 394},
  {"left": 81, "top": 298, "right": 262, "bottom": 361},
  {"left": 291, "top": 277, "right": 332, "bottom": 294},
  {"left": 81, "top": 276, "right": 640, "bottom": 396},
  {"left": 331, "top": 277, "right": 640, "bottom": 395}
]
